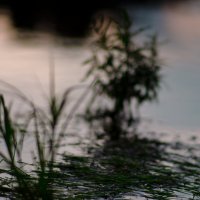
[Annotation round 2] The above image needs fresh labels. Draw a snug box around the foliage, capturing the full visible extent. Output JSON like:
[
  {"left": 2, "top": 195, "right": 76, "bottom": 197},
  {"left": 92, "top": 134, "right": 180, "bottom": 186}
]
[
  {"left": 84, "top": 11, "right": 162, "bottom": 140},
  {"left": 56, "top": 137, "right": 200, "bottom": 200},
  {"left": 0, "top": 10, "right": 199, "bottom": 200},
  {"left": 0, "top": 73, "right": 199, "bottom": 200},
  {"left": 0, "top": 80, "right": 79, "bottom": 199}
]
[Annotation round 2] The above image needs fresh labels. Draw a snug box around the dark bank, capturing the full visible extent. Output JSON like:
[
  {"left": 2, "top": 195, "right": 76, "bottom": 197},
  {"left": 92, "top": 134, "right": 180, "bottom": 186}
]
[{"left": 0, "top": 0, "right": 191, "bottom": 37}]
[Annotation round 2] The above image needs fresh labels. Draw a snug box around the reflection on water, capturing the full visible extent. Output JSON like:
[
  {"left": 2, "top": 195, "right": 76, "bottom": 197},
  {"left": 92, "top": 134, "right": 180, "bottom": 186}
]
[{"left": 1, "top": 1, "right": 200, "bottom": 136}]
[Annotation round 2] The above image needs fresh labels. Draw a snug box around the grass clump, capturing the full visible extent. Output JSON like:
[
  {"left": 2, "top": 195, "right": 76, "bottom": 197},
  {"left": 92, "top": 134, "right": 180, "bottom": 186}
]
[
  {"left": 0, "top": 79, "right": 80, "bottom": 199},
  {"left": 56, "top": 137, "right": 200, "bottom": 200}
]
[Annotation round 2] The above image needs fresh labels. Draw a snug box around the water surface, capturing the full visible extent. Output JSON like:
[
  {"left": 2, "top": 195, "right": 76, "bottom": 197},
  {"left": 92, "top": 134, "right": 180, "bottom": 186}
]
[{"left": 1, "top": 1, "right": 200, "bottom": 138}]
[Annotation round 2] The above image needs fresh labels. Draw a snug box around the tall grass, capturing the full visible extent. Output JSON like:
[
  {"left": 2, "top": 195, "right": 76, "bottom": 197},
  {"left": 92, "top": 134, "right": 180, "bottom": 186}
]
[
  {"left": 1, "top": 10, "right": 198, "bottom": 200},
  {"left": 0, "top": 64, "right": 89, "bottom": 199}
]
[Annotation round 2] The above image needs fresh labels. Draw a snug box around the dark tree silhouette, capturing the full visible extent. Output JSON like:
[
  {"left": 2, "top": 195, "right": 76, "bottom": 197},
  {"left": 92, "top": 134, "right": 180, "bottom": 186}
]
[{"left": 84, "top": 11, "right": 162, "bottom": 140}]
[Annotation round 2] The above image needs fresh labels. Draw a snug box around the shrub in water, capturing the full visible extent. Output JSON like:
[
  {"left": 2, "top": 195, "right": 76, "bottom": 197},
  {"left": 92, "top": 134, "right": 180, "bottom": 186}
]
[{"left": 84, "top": 11, "right": 162, "bottom": 140}]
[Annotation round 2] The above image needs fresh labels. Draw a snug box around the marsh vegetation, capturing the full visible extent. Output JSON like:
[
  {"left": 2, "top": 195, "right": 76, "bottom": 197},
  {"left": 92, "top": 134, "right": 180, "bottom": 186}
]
[
  {"left": 0, "top": 10, "right": 199, "bottom": 200},
  {"left": 83, "top": 11, "right": 161, "bottom": 140}
]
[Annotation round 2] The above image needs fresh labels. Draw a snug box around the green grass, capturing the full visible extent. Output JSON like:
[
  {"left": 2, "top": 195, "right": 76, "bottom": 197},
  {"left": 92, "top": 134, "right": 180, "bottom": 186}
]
[
  {"left": 0, "top": 90, "right": 200, "bottom": 199},
  {"left": 0, "top": 79, "right": 84, "bottom": 199},
  {"left": 0, "top": 10, "right": 199, "bottom": 200},
  {"left": 50, "top": 137, "right": 200, "bottom": 199}
]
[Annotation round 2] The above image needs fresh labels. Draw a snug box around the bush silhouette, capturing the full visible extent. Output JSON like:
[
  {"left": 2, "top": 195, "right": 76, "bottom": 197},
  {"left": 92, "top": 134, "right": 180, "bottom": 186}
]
[{"left": 84, "top": 11, "right": 162, "bottom": 140}]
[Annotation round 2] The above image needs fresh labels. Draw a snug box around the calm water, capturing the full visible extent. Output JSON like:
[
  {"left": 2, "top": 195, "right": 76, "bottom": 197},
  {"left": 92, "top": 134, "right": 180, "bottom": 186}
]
[
  {"left": 1, "top": 1, "right": 200, "bottom": 139},
  {"left": 128, "top": 1, "right": 200, "bottom": 137}
]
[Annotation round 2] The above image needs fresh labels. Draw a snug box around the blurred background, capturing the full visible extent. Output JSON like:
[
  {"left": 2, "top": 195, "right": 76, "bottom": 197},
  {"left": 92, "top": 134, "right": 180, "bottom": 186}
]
[{"left": 0, "top": 0, "right": 200, "bottom": 138}]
